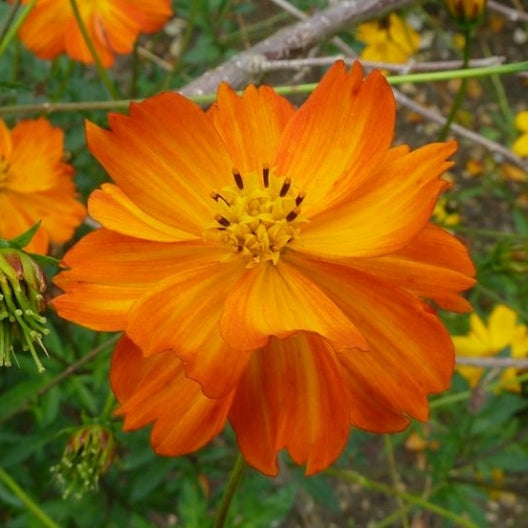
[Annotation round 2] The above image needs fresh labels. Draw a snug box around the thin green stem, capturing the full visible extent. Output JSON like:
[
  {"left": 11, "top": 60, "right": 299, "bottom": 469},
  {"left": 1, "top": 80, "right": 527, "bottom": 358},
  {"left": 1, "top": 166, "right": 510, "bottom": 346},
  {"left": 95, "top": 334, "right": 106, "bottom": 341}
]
[
  {"left": 383, "top": 435, "right": 410, "bottom": 528},
  {"left": 214, "top": 453, "right": 245, "bottom": 528},
  {"left": 325, "top": 468, "right": 479, "bottom": 528},
  {"left": 438, "top": 27, "right": 472, "bottom": 140},
  {"left": 430, "top": 371, "right": 528, "bottom": 410},
  {"left": 0, "top": 0, "right": 37, "bottom": 58},
  {"left": 2, "top": 61, "right": 528, "bottom": 117},
  {"left": 0, "top": 467, "right": 61, "bottom": 528},
  {"left": 68, "top": 0, "right": 119, "bottom": 100}
]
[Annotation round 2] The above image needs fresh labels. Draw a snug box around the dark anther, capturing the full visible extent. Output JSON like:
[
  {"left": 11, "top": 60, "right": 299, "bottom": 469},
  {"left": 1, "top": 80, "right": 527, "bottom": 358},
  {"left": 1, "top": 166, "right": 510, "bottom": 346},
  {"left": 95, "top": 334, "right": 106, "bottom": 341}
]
[
  {"left": 295, "top": 193, "right": 305, "bottom": 206},
  {"left": 286, "top": 208, "right": 300, "bottom": 222},
  {"left": 279, "top": 178, "right": 291, "bottom": 197},
  {"left": 263, "top": 166, "right": 270, "bottom": 188},
  {"left": 233, "top": 170, "right": 244, "bottom": 190},
  {"left": 215, "top": 214, "right": 231, "bottom": 227},
  {"left": 211, "top": 192, "right": 229, "bottom": 205}
]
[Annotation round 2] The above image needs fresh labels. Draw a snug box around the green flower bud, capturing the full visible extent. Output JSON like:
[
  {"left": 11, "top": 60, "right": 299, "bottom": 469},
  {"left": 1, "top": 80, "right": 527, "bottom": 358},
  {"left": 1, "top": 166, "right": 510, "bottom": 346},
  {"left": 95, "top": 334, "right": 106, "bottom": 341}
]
[
  {"left": 0, "top": 247, "right": 49, "bottom": 372},
  {"left": 51, "top": 425, "right": 117, "bottom": 501}
]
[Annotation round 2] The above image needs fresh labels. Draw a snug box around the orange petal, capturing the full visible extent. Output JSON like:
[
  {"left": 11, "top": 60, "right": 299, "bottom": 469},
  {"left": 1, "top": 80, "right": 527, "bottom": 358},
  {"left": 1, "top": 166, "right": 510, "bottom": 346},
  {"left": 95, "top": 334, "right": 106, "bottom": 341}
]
[
  {"left": 9, "top": 118, "right": 73, "bottom": 193},
  {"left": 275, "top": 61, "right": 395, "bottom": 216},
  {"left": 287, "top": 254, "right": 455, "bottom": 424},
  {"left": 209, "top": 83, "right": 295, "bottom": 175},
  {"left": 126, "top": 260, "right": 249, "bottom": 398},
  {"left": 295, "top": 141, "right": 456, "bottom": 258},
  {"left": 18, "top": 1, "right": 71, "bottom": 60},
  {"left": 88, "top": 184, "right": 196, "bottom": 242},
  {"left": 346, "top": 223, "right": 475, "bottom": 312},
  {"left": 85, "top": 93, "right": 233, "bottom": 235},
  {"left": 221, "top": 261, "right": 367, "bottom": 351},
  {"left": 0, "top": 193, "right": 50, "bottom": 254},
  {"left": 53, "top": 229, "right": 220, "bottom": 330},
  {"left": 229, "top": 334, "right": 351, "bottom": 476},
  {"left": 111, "top": 335, "right": 233, "bottom": 456},
  {"left": 0, "top": 118, "right": 12, "bottom": 159}
]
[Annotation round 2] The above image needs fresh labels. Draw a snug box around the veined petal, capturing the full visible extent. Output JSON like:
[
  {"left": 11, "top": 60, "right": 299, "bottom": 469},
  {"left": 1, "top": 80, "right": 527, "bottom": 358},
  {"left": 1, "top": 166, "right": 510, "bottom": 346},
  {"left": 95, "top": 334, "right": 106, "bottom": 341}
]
[
  {"left": 295, "top": 141, "right": 456, "bottom": 258},
  {"left": 229, "top": 334, "right": 351, "bottom": 476},
  {"left": 0, "top": 194, "right": 49, "bottom": 254},
  {"left": 126, "top": 260, "right": 249, "bottom": 398},
  {"left": 345, "top": 223, "right": 475, "bottom": 312},
  {"left": 9, "top": 118, "right": 72, "bottom": 192},
  {"left": 275, "top": 61, "right": 395, "bottom": 216},
  {"left": 88, "top": 184, "right": 196, "bottom": 242},
  {"left": 111, "top": 336, "right": 233, "bottom": 456},
  {"left": 53, "top": 229, "right": 221, "bottom": 330},
  {"left": 52, "top": 282, "right": 144, "bottom": 331},
  {"left": 85, "top": 93, "right": 233, "bottom": 235},
  {"left": 18, "top": 0, "right": 71, "bottom": 59},
  {"left": 209, "top": 83, "right": 295, "bottom": 175},
  {"left": 287, "top": 254, "right": 454, "bottom": 424},
  {"left": 221, "top": 261, "right": 368, "bottom": 351},
  {"left": 0, "top": 118, "right": 12, "bottom": 159},
  {"left": 9, "top": 187, "right": 86, "bottom": 246}
]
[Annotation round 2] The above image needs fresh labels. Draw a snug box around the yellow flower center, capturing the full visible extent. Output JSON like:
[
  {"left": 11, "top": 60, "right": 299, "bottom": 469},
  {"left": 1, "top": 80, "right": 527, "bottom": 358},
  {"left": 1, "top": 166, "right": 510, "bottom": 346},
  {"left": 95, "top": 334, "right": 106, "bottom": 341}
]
[{"left": 204, "top": 167, "right": 306, "bottom": 266}]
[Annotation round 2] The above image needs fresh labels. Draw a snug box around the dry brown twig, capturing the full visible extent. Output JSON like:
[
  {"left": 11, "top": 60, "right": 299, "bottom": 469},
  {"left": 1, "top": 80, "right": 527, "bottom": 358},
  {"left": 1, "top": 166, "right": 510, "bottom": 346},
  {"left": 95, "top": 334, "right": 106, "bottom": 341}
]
[{"left": 178, "top": 0, "right": 528, "bottom": 172}]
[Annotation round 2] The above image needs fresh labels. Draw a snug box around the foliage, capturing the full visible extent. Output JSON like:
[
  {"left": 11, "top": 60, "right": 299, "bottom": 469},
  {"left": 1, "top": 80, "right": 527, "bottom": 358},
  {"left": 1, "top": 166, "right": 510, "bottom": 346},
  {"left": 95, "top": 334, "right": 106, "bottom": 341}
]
[{"left": 1, "top": 0, "right": 528, "bottom": 526}]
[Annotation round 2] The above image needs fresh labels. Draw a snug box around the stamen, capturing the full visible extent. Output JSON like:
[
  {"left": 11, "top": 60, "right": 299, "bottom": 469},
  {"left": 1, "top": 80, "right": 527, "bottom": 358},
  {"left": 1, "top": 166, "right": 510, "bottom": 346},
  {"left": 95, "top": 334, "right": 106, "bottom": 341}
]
[
  {"left": 211, "top": 192, "right": 229, "bottom": 206},
  {"left": 263, "top": 166, "right": 270, "bottom": 188},
  {"left": 279, "top": 178, "right": 291, "bottom": 197},
  {"left": 215, "top": 214, "right": 231, "bottom": 227},
  {"left": 233, "top": 170, "right": 244, "bottom": 190},
  {"left": 295, "top": 193, "right": 305, "bottom": 206},
  {"left": 286, "top": 208, "right": 301, "bottom": 222}
]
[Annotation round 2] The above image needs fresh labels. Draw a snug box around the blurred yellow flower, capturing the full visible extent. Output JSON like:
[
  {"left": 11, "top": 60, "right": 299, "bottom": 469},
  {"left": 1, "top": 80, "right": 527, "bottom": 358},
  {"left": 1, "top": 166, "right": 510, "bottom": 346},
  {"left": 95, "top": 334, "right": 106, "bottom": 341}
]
[
  {"left": 453, "top": 304, "right": 528, "bottom": 391},
  {"left": 433, "top": 197, "right": 460, "bottom": 227},
  {"left": 512, "top": 111, "right": 528, "bottom": 157},
  {"left": 356, "top": 13, "right": 420, "bottom": 65}
]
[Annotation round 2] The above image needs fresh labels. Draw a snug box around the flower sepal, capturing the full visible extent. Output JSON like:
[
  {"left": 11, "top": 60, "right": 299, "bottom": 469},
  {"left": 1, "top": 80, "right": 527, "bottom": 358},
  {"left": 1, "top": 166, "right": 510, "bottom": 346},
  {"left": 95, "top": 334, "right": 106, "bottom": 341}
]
[{"left": 0, "top": 229, "right": 50, "bottom": 371}]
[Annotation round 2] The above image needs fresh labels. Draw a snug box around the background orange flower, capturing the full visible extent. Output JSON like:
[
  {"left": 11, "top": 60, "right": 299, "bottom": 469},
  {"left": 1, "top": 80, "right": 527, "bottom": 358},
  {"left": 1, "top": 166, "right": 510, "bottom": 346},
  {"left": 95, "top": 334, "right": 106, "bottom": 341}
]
[
  {"left": 53, "top": 62, "right": 475, "bottom": 476},
  {"left": 0, "top": 117, "right": 86, "bottom": 254},
  {"left": 17, "top": 0, "right": 173, "bottom": 66}
]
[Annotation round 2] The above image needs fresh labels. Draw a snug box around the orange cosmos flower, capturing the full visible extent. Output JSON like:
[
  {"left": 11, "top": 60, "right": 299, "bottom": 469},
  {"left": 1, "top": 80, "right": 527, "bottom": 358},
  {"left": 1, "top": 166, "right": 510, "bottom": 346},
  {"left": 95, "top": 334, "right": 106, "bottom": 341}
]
[
  {"left": 53, "top": 61, "right": 475, "bottom": 476},
  {"left": 17, "top": 0, "right": 173, "bottom": 67},
  {"left": 0, "top": 117, "right": 86, "bottom": 255}
]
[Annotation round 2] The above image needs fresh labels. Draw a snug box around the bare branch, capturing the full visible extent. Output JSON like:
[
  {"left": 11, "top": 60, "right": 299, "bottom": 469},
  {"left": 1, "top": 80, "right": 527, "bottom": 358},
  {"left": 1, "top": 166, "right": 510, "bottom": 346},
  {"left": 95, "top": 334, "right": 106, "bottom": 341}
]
[
  {"left": 179, "top": 0, "right": 421, "bottom": 96},
  {"left": 456, "top": 356, "right": 528, "bottom": 369}
]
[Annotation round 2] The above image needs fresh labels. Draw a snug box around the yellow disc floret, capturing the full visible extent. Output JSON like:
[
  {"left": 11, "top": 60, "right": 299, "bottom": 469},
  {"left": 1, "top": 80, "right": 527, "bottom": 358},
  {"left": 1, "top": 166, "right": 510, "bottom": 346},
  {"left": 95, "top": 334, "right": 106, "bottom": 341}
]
[{"left": 204, "top": 167, "right": 306, "bottom": 266}]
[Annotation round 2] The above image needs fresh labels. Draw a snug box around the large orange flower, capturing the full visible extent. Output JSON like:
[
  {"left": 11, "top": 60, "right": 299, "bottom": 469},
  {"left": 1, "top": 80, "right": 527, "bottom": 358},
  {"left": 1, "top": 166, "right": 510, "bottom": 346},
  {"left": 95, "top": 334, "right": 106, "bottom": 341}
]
[
  {"left": 17, "top": 0, "right": 173, "bottom": 67},
  {"left": 53, "top": 61, "right": 475, "bottom": 475},
  {"left": 0, "top": 117, "right": 86, "bottom": 254}
]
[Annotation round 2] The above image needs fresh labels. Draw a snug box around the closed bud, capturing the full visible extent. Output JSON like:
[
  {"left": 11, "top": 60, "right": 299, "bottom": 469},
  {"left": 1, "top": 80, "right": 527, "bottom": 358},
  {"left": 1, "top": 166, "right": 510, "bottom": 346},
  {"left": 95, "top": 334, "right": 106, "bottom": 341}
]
[
  {"left": 446, "top": 0, "right": 487, "bottom": 27},
  {"left": 51, "top": 425, "right": 117, "bottom": 500}
]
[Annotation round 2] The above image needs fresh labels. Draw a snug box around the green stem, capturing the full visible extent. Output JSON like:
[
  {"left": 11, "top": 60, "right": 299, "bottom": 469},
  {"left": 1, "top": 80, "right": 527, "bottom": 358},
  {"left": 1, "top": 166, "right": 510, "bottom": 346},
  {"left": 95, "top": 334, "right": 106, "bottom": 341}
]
[
  {"left": 0, "top": 466, "right": 61, "bottom": 528},
  {"left": 438, "top": 27, "right": 472, "bottom": 141},
  {"left": 0, "top": 0, "right": 37, "bottom": 58},
  {"left": 325, "top": 468, "right": 479, "bottom": 528},
  {"left": 68, "top": 0, "right": 119, "bottom": 100},
  {"left": 383, "top": 435, "right": 409, "bottom": 528},
  {"left": 213, "top": 453, "right": 245, "bottom": 528}
]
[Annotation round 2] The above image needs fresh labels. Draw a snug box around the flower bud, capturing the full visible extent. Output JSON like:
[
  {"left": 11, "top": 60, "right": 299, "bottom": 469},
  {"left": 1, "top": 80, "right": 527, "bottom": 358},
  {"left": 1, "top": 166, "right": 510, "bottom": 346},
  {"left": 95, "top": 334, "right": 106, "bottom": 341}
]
[
  {"left": 446, "top": 0, "right": 487, "bottom": 27},
  {"left": 51, "top": 425, "right": 117, "bottom": 500},
  {"left": 0, "top": 247, "right": 49, "bottom": 371}
]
